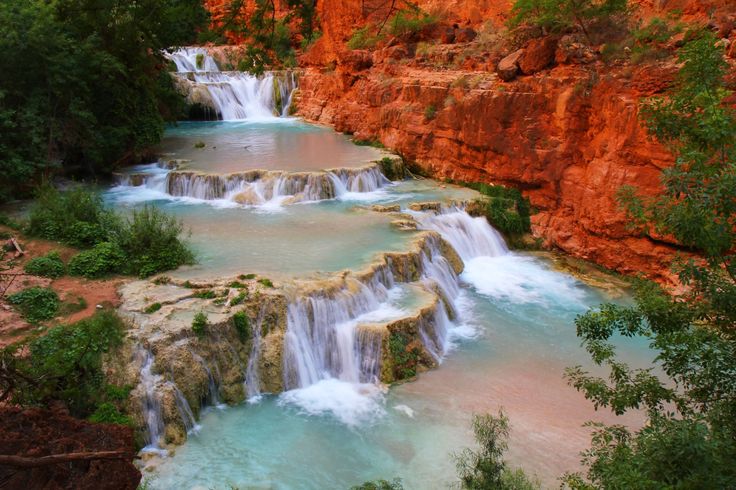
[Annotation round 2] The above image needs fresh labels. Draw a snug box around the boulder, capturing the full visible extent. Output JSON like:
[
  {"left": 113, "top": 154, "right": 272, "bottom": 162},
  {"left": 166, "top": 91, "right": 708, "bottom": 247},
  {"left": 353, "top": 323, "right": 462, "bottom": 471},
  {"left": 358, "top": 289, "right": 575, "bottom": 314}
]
[
  {"left": 455, "top": 27, "right": 477, "bottom": 43},
  {"left": 497, "top": 49, "right": 525, "bottom": 81},
  {"left": 519, "top": 36, "right": 558, "bottom": 75}
]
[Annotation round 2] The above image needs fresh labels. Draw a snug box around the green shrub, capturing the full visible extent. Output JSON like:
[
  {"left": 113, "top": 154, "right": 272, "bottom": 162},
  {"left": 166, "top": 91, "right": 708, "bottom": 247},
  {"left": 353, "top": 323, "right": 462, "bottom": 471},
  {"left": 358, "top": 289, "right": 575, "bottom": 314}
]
[
  {"left": 24, "top": 251, "right": 65, "bottom": 278},
  {"left": 195, "top": 53, "right": 205, "bottom": 70},
  {"left": 193, "top": 289, "right": 216, "bottom": 299},
  {"left": 228, "top": 280, "right": 246, "bottom": 289},
  {"left": 450, "top": 181, "right": 532, "bottom": 239},
  {"left": 6, "top": 310, "right": 126, "bottom": 417},
  {"left": 257, "top": 278, "right": 274, "bottom": 288},
  {"left": 351, "top": 479, "right": 404, "bottom": 490},
  {"left": 27, "top": 185, "right": 117, "bottom": 248},
  {"left": 113, "top": 205, "right": 194, "bottom": 278},
  {"left": 144, "top": 303, "right": 162, "bottom": 314},
  {"left": 68, "top": 242, "right": 126, "bottom": 278},
  {"left": 239, "top": 273, "right": 256, "bottom": 280},
  {"left": 230, "top": 291, "right": 248, "bottom": 306},
  {"left": 353, "top": 138, "right": 385, "bottom": 149},
  {"left": 89, "top": 402, "right": 132, "bottom": 425},
  {"left": 388, "top": 332, "right": 421, "bottom": 379},
  {"left": 194, "top": 140, "right": 205, "bottom": 149},
  {"left": 347, "top": 25, "right": 383, "bottom": 50},
  {"left": 192, "top": 311, "right": 207, "bottom": 337},
  {"left": 388, "top": 9, "right": 438, "bottom": 38},
  {"left": 7, "top": 287, "right": 60, "bottom": 323},
  {"left": 231, "top": 311, "right": 250, "bottom": 342},
  {"left": 424, "top": 104, "right": 437, "bottom": 120}
]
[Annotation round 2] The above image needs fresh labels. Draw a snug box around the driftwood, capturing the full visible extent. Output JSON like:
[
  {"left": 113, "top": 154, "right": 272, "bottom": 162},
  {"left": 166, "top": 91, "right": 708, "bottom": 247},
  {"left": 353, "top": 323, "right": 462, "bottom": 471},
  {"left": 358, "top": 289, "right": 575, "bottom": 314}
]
[
  {"left": 0, "top": 451, "right": 130, "bottom": 468},
  {"left": 9, "top": 238, "right": 23, "bottom": 256}
]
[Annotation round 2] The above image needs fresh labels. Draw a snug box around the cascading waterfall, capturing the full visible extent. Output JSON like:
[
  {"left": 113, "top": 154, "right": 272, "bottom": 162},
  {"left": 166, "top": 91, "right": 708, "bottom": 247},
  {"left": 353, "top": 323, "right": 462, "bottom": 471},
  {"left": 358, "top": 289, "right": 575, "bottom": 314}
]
[
  {"left": 138, "top": 348, "right": 166, "bottom": 451},
  {"left": 191, "top": 352, "right": 222, "bottom": 407},
  {"left": 411, "top": 206, "right": 509, "bottom": 261},
  {"left": 113, "top": 164, "right": 391, "bottom": 207},
  {"left": 169, "top": 381, "right": 200, "bottom": 434},
  {"left": 166, "top": 47, "right": 297, "bottom": 121},
  {"left": 245, "top": 307, "right": 267, "bottom": 399}
]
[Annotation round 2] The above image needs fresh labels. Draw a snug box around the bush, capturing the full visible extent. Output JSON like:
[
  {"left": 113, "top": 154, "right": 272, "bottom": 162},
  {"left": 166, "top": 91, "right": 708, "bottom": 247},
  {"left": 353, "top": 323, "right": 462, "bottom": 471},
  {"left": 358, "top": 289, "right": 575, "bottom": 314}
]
[
  {"left": 352, "top": 479, "right": 404, "bottom": 490},
  {"left": 451, "top": 181, "right": 532, "bottom": 239},
  {"left": 113, "top": 205, "right": 195, "bottom": 278},
  {"left": 5, "top": 310, "right": 126, "bottom": 417},
  {"left": 24, "top": 251, "right": 65, "bottom": 278},
  {"left": 192, "top": 311, "right": 207, "bottom": 337},
  {"left": 348, "top": 25, "right": 383, "bottom": 50},
  {"left": 89, "top": 402, "right": 132, "bottom": 425},
  {"left": 193, "top": 289, "right": 216, "bottom": 299},
  {"left": 230, "top": 291, "right": 248, "bottom": 306},
  {"left": 27, "top": 185, "right": 117, "bottom": 248},
  {"left": 257, "top": 278, "right": 274, "bottom": 288},
  {"left": 388, "top": 10, "right": 438, "bottom": 38},
  {"left": 231, "top": 311, "right": 250, "bottom": 342},
  {"left": 424, "top": 104, "right": 437, "bottom": 120},
  {"left": 68, "top": 242, "right": 126, "bottom": 278},
  {"left": 239, "top": 273, "right": 256, "bottom": 280},
  {"left": 144, "top": 303, "right": 162, "bottom": 314},
  {"left": 7, "top": 286, "right": 60, "bottom": 323}
]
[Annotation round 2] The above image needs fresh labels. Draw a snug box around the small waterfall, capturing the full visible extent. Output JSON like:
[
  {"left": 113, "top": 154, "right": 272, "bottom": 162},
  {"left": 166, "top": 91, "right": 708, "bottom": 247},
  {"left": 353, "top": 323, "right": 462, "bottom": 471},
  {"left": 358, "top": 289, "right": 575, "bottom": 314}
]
[
  {"left": 191, "top": 352, "right": 222, "bottom": 407},
  {"left": 114, "top": 165, "right": 391, "bottom": 207},
  {"left": 168, "top": 381, "right": 200, "bottom": 434},
  {"left": 245, "top": 307, "right": 267, "bottom": 399},
  {"left": 356, "top": 326, "right": 384, "bottom": 383},
  {"left": 138, "top": 348, "right": 165, "bottom": 450},
  {"left": 166, "top": 47, "right": 297, "bottom": 121},
  {"left": 283, "top": 267, "right": 397, "bottom": 389},
  {"left": 412, "top": 207, "right": 508, "bottom": 261}
]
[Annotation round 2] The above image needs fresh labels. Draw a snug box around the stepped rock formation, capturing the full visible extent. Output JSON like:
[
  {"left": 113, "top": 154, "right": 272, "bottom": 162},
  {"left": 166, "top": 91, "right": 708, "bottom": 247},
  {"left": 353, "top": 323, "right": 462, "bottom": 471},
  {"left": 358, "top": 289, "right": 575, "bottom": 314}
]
[{"left": 200, "top": 0, "right": 736, "bottom": 282}]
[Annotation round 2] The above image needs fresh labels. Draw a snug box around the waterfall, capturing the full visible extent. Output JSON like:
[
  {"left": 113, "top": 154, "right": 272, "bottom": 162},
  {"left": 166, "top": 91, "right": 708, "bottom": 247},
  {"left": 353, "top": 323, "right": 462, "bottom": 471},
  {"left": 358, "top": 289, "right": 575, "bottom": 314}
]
[
  {"left": 166, "top": 47, "right": 297, "bottom": 121},
  {"left": 191, "top": 352, "right": 222, "bottom": 407},
  {"left": 411, "top": 207, "right": 508, "bottom": 261},
  {"left": 168, "top": 381, "right": 201, "bottom": 434},
  {"left": 245, "top": 307, "right": 267, "bottom": 400},
  {"left": 138, "top": 348, "right": 166, "bottom": 451},
  {"left": 113, "top": 164, "right": 391, "bottom": 207}
]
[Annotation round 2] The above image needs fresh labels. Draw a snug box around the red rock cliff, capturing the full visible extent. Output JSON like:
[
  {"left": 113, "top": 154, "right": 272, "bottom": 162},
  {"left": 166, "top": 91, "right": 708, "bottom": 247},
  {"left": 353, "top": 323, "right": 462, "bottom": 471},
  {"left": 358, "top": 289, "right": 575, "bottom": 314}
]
[{"left": 208, "top": 0, "right": 736, "bottom": 282}]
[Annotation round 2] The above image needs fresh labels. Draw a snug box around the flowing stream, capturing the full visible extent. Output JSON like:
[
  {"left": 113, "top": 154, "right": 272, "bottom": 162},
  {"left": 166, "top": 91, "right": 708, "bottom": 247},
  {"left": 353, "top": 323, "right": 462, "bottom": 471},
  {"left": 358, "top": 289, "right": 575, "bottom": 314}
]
[{"left": 114, "top": 55, "right": 653, "bottom": 489}]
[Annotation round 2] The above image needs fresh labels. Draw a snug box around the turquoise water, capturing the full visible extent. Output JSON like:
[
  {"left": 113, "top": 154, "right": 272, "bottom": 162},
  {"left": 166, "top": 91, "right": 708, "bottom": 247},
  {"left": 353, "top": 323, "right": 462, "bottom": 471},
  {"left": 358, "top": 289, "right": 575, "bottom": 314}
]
[
  {"left": 156, "top": 121, "right": 383, "bottom": 173},
  {"left": 144, "top": 255, "right": 651, "bottom": 489}
]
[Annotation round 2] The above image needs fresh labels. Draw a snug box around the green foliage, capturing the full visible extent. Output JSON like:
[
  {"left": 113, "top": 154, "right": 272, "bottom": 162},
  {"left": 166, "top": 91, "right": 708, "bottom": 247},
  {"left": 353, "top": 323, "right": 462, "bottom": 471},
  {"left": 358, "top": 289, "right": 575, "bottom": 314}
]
[
  {"left": 509, "top": 0, "right": 628, "bottom": 42},
  {"left": 424, "top": 104, "right": 437, "bottom": 120},
  {"left": 351, "top": 479, "right": 404, "bottom": 490},
  {"left": 114, "top": 205, "right": 195, "bottom": 278},
  {"left": 231, "top": 312, "right": 251, "bottom": 342},
  {"left": 89, "top": 401, "right": 132, "bottom": 425},
  {"left": 7, "top": 286, "right": 60, "bottom": 324},
  {"left": 27, "top": 185, "right": 117, "bottom": 247},
  {"left": 387, "top": 9, "right": 438, "bottom": 38},
  {"left": 452, "top": 181, "right": 532, "bottom": 240},
  {"left": 228, "top": 281, "right": 246, "bottom": 289},
  {"left": 24, "top": 251, "right": 65, "bottom": 278},
  {"left": 144, "top": 303, "right": 162, "bottom": 314},
  {"left": 1, "top": 311, "right": 126, "bottom": 417},
  {"left": 352, "top": 139, "right": 385, "bottom": 149},
  {"left": 348, "top": 25, "right": 384, "bottom": 50},
  {"left": 239, "top": 273, "right": 257, "bottom": 280},
  {"left": 194, "top": 141, "right": 206, "bottom": 149},
  {"left": 257, "top": 278, "right": 274, "bottom": 288},
  {"left": 388, "top": 332, "right": 421, "bottom": 379},
  {"left": 192, "top": 311, "right": 207, "bottom": 337},
  {"left": 454, "top": 412, "right": 540, "bottom": 489},
  {"left": 193, "top": 290, "right": 216, "bottom": 299},
  {"left": 230, "top": 291, "right": 248, "bottom": 306},
  {"left": 68, "top": 242, "right": 126, "bottom": 278},
  {"left": 565, "top": 33, "right": 736, "bottom": 489},
  {"left": 0, "top": 0, "right": 208, "bottom": 201},
  {"left": 0, "top": 213, "right": 22, "bottom": 230}
]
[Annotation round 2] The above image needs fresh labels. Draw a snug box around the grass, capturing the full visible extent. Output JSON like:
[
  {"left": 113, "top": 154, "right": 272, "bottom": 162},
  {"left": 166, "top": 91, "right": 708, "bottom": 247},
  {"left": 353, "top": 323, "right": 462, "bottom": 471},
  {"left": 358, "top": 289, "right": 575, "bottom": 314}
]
[
  {"left": 144, "top": 303, "right": 162, "bottom": 314},
  {"left": 231, "top": 312, "right": 250, "bottom": 342},
  {"left": 24, "top": 251, "right": 65, "bottom": 278}
]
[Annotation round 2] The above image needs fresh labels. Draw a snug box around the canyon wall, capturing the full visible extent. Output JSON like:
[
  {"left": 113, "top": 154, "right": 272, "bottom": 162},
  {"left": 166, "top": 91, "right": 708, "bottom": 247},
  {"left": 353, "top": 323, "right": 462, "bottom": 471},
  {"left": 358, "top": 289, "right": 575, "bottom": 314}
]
[{"left": 291, "top": 0, "right": 736, "bottom": 282}]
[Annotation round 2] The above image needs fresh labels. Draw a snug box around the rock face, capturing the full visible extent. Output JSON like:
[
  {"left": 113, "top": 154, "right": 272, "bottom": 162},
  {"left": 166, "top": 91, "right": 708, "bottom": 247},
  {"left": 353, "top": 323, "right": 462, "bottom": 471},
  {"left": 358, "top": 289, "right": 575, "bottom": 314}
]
[
  {"left": 295, "top": 60, "right": 691, "bottom": 283},
  {"left": 519, "top": 37, "right": 558, "bottom": 74}
]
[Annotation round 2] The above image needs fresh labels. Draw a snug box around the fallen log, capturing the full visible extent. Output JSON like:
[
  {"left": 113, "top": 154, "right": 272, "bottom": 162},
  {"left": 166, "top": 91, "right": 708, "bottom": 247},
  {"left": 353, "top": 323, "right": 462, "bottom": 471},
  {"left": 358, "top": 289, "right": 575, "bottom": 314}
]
[{"left": 0, "top": 450, "right": 130, "bottom": 468}]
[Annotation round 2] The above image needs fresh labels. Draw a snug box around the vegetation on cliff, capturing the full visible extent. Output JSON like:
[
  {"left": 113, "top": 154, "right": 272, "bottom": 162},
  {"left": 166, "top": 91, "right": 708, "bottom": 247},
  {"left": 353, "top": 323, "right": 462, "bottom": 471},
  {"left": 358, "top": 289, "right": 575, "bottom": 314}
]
[
  {"left": 0, "top": 0, "right": 208, "bottom": 201},
  {"left": 564, "top": 33, "right": 736, "bottom": 488}
]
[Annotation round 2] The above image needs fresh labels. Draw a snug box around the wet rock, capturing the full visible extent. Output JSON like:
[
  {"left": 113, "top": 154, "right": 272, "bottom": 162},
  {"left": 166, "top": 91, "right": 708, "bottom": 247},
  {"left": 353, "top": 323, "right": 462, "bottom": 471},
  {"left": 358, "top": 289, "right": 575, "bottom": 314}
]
[
  {"left": 520, "top": 37, "right": 558, "bottom": 75},
  {"left": 371, "top": 204, "right": 401, "bottom": 213},
  {"left": 408, "top": 201, "right": 441, "bottom": 212},
  {"left": 391, "top": 219, "right": 418, "bottom": 230},
  {"left": 497, "top": 49, "right": 525, "bottom": 81}
]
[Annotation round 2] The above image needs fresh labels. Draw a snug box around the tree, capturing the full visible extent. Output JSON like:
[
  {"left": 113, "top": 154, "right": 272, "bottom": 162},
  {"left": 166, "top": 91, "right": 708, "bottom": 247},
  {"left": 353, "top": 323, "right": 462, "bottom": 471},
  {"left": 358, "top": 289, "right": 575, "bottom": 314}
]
[
  {"left": 0, "top": 0, "right": 208, "bottom": 201},
  {"left": 509, "top": 0, "right": 628, "bottom": 42},
  {"left": 564, "top": 32, "right": 736, "bottom": 489},
  {"left": 454, "top": 412, "right": 540, "bottom": 490}
]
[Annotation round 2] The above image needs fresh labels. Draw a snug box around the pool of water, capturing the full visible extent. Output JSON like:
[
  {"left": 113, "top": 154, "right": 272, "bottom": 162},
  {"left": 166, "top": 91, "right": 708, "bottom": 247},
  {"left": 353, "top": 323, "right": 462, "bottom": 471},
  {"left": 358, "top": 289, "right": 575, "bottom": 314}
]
[
  {"left": 144, "top": 254, "right": 651, "bottom": 489},
  {"left": 156, "top": 120, "right": 384, "bottom": 173}
]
